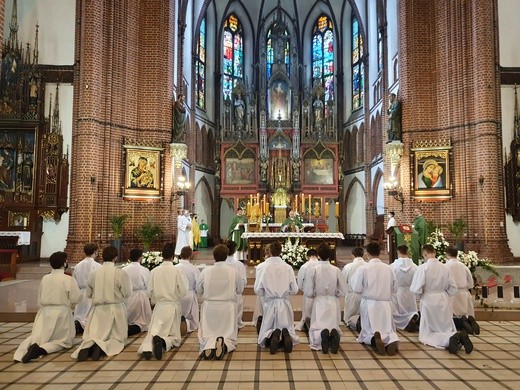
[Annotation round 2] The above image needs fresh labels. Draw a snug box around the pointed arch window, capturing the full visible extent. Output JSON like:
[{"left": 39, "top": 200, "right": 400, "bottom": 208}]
[
  {"left": 196, "top": 18, "right": 206, "bottom": 108},
  {"left": 266, "top": 24, "right": 290, "bottom": 80},
  {"left": 352, "top": 14, "right": 364, "bottom": 110},
  {"left": 312, "top": 15, "right": 334, "bottom": 102},
  {"left": 223, "top": 14, "right": 244, "bottom": 101}
]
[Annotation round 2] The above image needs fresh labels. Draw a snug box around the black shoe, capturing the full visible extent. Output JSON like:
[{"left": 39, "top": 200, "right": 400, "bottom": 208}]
[
  {"left": 459, "top": 331, "right": 473, "bottom": 354},
  {"left": 203, "top": 348, "right": 215, "bottom": 360},
  {"left": 91, "top": 343, "right": 103, "bottom": 361},
  {"left": 128, "top": 324, "right": 141, "bottom": 337},
  {"left": 215, "top": 336, "right": 226, "bottom": 360},
  {"left": 153, "top": 335, "right": 163, "bottom": 360},
  {"left": 386, "top": 341, "right": 399, "bottom": 356},
  {"left": 373, "top": 332, "right": 386, "bottom": 356},
  {"left": 256, "top": 316, "right": 263, "bottom": 335},
  {"left": 461, "top": 316, "right": 474, "bottom": 335},
  {"left": 321, "top": 329, "right": 330, "bottom": 354},
  {"left": 180, "top": 316, "right": 188, "bottom": 336},
  {"left": 303, "top": 318, "right": 310, "bottom": 334},
  {"left": 22, "top": 343, "right": 40, "bottom": 363},
  {"left": 142, "top": 351, "right": 152, "bottom": 360},
  {"left": 270, "top": 329, "right": 281, "bottom": 355},
  {"left": 468, "top": 316, "right": 480, "bottom": 335},
  {"left": 330, "top": 329, "right": 340, "bottom": 354},
  {"left": 447, "top": 333, "right": 460, "bottom": 354},
  {"left": 281, "top": 328, "right": 292, "bottom": 353},
  {"left": 405, "top": 314, "right": 419, "bottom": 332},
  {"left": 356, "top": 317, "right": 362, "bottom": 333},
  {"left": 75, "top": 320, "right": 84, "bottom": 334},
  {"left": 77, "top": 346, "right": 92, "bottom": 362}
]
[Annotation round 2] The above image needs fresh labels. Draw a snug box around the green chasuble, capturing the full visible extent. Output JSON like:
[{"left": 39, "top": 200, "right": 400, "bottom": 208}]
[
  {"left": 280, "top": 217, "right": 304, "bottom": 232},
  {"left": 228, "top": 214, "right": 248, "bottom": 251},
  {"left": 413, "top": 215, "right": 429, "bottom": 248}
]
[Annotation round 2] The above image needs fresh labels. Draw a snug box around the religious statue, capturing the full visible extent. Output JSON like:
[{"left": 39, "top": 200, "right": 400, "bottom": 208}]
[
  {"left": 313, "top": 97, "right": 324, "bottom": 130},
  {"left": 292, "top": 158, "right": 300, "bottom": 182},
  {"left": 387, "top": 93, "right": 402, "bottom": 142},
  {"left": 260, "top": 158, "right": 268, "bottom": 182},
  {"left": 173, "top": 94, "right": 187, "bottom": 142},
  {"left": 234, "top": 95, "right": 245, "bottom": 129}
]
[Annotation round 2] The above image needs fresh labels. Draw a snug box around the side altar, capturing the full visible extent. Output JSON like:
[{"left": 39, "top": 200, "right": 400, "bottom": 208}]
[{"left": 242, "top": 232, "right": 344, "bottom": 264}]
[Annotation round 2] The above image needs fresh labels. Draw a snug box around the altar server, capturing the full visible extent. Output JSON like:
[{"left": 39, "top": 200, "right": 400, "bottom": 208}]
[
  {"left": 254, "top": 240, "right": 299, "bottom": 354},
  {"left": 352, "top": 242, "right": 400, "bottom": 356},
  {"left": 197, "top": 244, "right": 244, "bottom": 359},
  {"left": 304, "top": 243, "right": 347, "bottom": 353},
  {"left": 296, "top": 248, "right": 319, "bottom": 331},
  {"left": 410, "top": 244, "right": 473, "bottom": 354},
  {"left": 138, "top": 243, "right": 188, "bottom": 360},
  {"left": 123, "top": 248, "right": 152, "bottom": 336},
  {"left": 176, "top": 246, "right": 201, "bottom": 334},
  {"left": 341, "top": 247, "right": 366, "bottom": 330},
  {"left": 174, "top": 209, "right": 192, "bottom": 257},
  {"left": 225, "top": 240, "right": 248, "bottom": 329},
  {"left": 14, "top": 252, "right": 81, "bottom": 363},
  {"left": 72, "top": 246, "right": 132, "bottom": 361},
  {"left": 252, "top": 245, "right": 270, "bottom": 333}
]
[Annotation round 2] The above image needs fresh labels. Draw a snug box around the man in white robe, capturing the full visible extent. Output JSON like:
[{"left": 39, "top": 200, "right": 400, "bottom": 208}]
[
  {"left": 410, "top": 244, "right": 473, "bottom": 354},
  {"left": 197, "top": 244, "right": 245, "bottom": 360},
  {"left": 254, "top": 240, "right": 299, "bottom": 354},
  {"left": 386, "top": 211, "right": 396, "bottom": 253},
  {"left": 72, "top": 246, "right": 132, "bottom": 361},
  {"left": 445, "top": 247, "right": 479, "bottom": 335},
  {"left": 342, "top": 247, "right": 366, "bottom": 330},
  {"left": 351, "top": 242, "right": 399, "bottom": 356},
  {"left": 390, "top": 245, "right": 419, "bottom": 331},
  {"left": 174, "top": 209, "right": 192, "bottom": 257},
  {"left": 14, "top": 252, "right": 81, "bottom": 363},
  {"left": 123, "top": 248, "right": 152, "bottom": 336},
  {"left": 72, "top": 242, "right": 101, "bottom": 333},
  {"left": 176, "top": 245, "right": 201, "bottom": 334},
  {"left": 138, "top": 243, "right": 188, "bottom": 360},
  {"left": 225, "top": 240, "right": 248, "bottom": 329},
  {"left": 251, "top": 245, "right": 270, "bottom": 333},
  {"left": 304, "top": 243, "right": 347, "bottom": 354},
  {"left": 295, "top": 248, "right": 319, "bottom": 331}
]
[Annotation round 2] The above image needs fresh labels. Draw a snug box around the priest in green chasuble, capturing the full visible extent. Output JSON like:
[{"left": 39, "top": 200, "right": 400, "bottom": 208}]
[
  {"left": 228, "top": 208, "right": 248, "bottom": 261},
  {"left": 281, "top": 210, "right": 304, "bottom": 233}
]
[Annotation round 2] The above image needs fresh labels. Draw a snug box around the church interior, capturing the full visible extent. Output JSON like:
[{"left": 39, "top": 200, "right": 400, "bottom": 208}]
[{"left": 1, "top": 0, "right": 520, "bottom": 388}]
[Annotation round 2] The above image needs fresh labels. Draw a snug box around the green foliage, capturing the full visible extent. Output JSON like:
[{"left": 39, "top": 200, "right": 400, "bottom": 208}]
[
  {"left": 138, "top": 219, "right": 163, "bottom": 250},
  {"left": 447, "top": 218, "right": 467, "bottom": 242},
  {"left": 425, "top": 219, "right": 441, "bottom": 234},
  {"left": 109, "top": 214, "right": 129, "bottom": 239}
]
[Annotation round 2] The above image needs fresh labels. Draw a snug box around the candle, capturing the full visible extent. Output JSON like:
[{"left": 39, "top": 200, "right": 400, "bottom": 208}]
[
  {"left": 265, "top": 202, "right": 269, "bottom": 214},
  {"left": 247, "top": 201, "right": 251, "bottom": 217},
  {"left": 308, "top": 194, "right": 311, "bottom": 211},
  {"left": 335, "top": 202, "right": 339, "bottom": 217},
  {"left": 257, "top": 193, "right": 260, "bottom": 205},
  {"left": 325, "top": 202, "right": 329, "bottom": 218},
  {"left": 301, "top": 193, "right": 304, "bottom": 212},
  {"left": 250, "top": 194, "right": 253, "bottom": 205},
  {"left": 314, "top": 202, "right": 320, "bottom": 217}
]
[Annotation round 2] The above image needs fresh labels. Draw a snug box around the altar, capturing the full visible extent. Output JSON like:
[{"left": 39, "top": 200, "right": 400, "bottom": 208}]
[{"left": 241, "top": 232, "right": 344, "bottom": 263}]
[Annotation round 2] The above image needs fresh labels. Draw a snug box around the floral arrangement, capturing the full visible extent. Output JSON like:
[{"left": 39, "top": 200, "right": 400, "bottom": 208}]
[
  {"left": 426, "top": 228, "right": 450, "bottom": 262},
  {"left": 140, "top": 251, "right": 164, "bottom": 270},
  {"left": 281, "top": 238, "right": 307, "bottom": 269},
  {"left": 457, "top": 251, "right": 498, "bottom": 275}
]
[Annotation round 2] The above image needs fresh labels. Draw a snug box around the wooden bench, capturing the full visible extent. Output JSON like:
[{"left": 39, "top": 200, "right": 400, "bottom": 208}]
[{"left": 0, "top": 236, "right": 19, "bottom": 280}]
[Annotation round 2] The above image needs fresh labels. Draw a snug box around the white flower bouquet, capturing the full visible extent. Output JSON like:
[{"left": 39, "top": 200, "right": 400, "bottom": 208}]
[
  {"left": 281, "top": 238, "right": 307, "bottom": 269},
  {"left": 427, "top": 228, "right": 450, "bottom": 262},
  {"left": 141, "top": 251, "right": 164, "bottom": 270},
  {"left": 457, "top": 250, "right": 498, "bottom": 275}
]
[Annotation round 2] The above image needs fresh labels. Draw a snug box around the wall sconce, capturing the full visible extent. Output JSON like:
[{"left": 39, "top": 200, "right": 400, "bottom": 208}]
[
  {"left": 384, "top": 177, "right": 404, "bottom": 211},
  {"left": 171, "top": 175, "right": 191, "bottom": 202}
]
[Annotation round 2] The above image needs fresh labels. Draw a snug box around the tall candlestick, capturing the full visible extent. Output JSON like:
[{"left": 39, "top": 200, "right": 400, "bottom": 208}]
[
  {"left": 301, "top": 193, "right": 304, "bottom": 212},
  {"left": 325, "top": 202, "right": 329, "bottom": 218},
  {"left": 335, "top": 202, "right": 339, "bottom": 217},
  {"left": 308, "top": 194, "right": 311, "bottom": 212},
  {"left": 265, "top": 201, "right": 269, "bottom": 214}
]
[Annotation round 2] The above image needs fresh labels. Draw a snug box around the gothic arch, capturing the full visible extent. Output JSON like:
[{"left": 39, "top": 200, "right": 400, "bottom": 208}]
[
  {"left": 372, "top": 167, "right": 384, "bottom": 216},
  {"left": 350, "top": 126, "right": 358, "bottom": 167},
  {"left": 358, "top": 123, "right": 365, "bottom": 165},
  {"left": 194, "top": 175, "right": 214, "bottom": 237},
  {"left": 343, "top": 130, "right": 350, "bottom": 171},
  {"left": 344, "top": 176, "right": 366, "bottom": 234}
]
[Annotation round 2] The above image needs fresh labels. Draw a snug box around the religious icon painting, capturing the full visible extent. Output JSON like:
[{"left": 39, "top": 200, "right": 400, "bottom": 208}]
[
  {"left": 411, "top": 141, "right": 452, "bottom": 201},
  {"left": 123, "top": 144, "right": 163, "bottom": 200}
]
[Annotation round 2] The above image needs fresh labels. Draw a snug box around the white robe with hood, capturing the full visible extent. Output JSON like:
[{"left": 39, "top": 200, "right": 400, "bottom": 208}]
[
  {"left": 446, "top": 258, "right": 475, "bottom": 317},
  {"left": 341, "top": 257, "right": 366, "bottom": 326},
  {"left": 123, "top": 262, "right": 152, "bottom": 331},
  {"left": 176, "top": 259, "right": 201, "bottom": 332},
  {"left": 225, "top": 255, "right": 248, "bottom": 328},
  {"left": 295, "top": 257, "right": 319, "bottom": 330},
  {"left": 390, "top": 257, "right": 418, "bottom": 329},
  {"left": 72, "top": 256, "right": 101, "bottom": 328}
]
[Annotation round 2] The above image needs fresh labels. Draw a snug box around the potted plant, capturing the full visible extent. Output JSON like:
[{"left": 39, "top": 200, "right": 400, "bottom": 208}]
[
  {"left": 109, "top": 214, "right": 129, "bottom": 254},
  {"left": 138, "top": 219, "right": 163, "bottom": 251},
  {"left": 447, "top": 218, "right": 467, "bottom": 251}
]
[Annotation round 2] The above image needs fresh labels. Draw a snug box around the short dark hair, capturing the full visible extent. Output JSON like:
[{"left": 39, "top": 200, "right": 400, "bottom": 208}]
[
  {"left": 162, "top": 243, "right": 175, "bottom": 260},
  {"left": 49, "top": 251, "right": 67, "bottom": 269},
  {"left": 180, "top": 246, "right": 193, "bottom": 259},
  {"left": 445, "top": 247, "right": 458, "bottom": 258},
  {"left": 226, "top": 240, "right": 237, "bottom": 256},
  {"left": 269, "top": 240, "right": 282, "bottom": 257},
  {"left": 103, "top": 246, "right": 118, "bottom": 262},
  {"left": 213, "top": 244, "right": 229, "bottom": 262},
  {"left": 352, "top": 247, "right": 364, "bottom": 258},
  {"left": 366, "top": 242, "right": 381, "bottom": 256},
  {"left": 389, "top": 211, "right": 395, "bottom": 217},
  {"left": 421, "top": 244, "right": 436, "bottom": 256},
  {"left": 316, "top": 242, "right": 332, "bottom": 261},
  {"left": 306, "top": 248, "right": 317, "bottom": 257},
  {"left": 397, "top": 245, "right": 408, "bottom": 256},
  {"left": 84, "top": 242, "right": 98, "bottom": 256},
  {"left": 130, "top": 249, "right": 143, "bottom": 262}
]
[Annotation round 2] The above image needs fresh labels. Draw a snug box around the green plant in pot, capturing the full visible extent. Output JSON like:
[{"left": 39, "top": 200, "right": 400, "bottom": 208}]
[
  {"left": 109, "top": 214, "right": 129, "bottom": 254},
  {"left": 139, "top": 219, "right": 163, "bottom": 251},
  {"left": 447, "top": 218, "right": 467, "bottom": 251}
]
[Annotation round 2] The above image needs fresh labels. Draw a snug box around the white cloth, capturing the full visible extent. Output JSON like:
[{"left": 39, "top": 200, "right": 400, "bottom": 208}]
[
  {"left": 446, "top": 258, "right": 475, "bottom": 317},
  {"left": 341, "top": 257, "right": 366, "bottom": 326},
  {"left": 254, "top": 256, "right": 300, "bottom": 347},
  {"left": 410, "top": 258, "right": 458, "bottom": 348},
  {"left": 225, "top": 255, "right": 248, "bottom": 328},
  {"left": 295, "top": 257, "right": 319, "bottom": 330},
  {"left": 72, "top": 257, "right": 102, "bottom": 327},
  {"left": 72, "top": 262, "right": 132, "bottom": 358},
  {"left": 174, "top": 215, "right": 192, "bottom": 255},
  {"left": 351, "top": 259, "right": 399, "bottom": 346},
  {"left": 176, "top": 259, "right": 201, "bottom": 332},
  {"left": 138, "top": 261, "right": 189, "bottom": 354},
  {"left": 386, "top": 217, "right": 397, "bottom": 252},
  {"left": 390, "top": 257, "right": 418, "bottom": 330},
  {"left": 303, "top": 261, "right": 347, "bottom": 350},
  {"left": 251, "top": 261, "right": 268, "bottom": 326},
  {"left": 197, "top": 262, "right": 242, "bottom": 354},
  {"left": 123, "top": 262, "right": 152, "bottom": 331},
  {"left": 14, "top": 269, "right": 81, "bottom": 361}
]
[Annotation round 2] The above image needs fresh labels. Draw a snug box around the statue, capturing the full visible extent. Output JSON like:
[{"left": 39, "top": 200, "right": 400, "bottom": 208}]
[
  {"left": 313, "top": 97, "right": 324, "bottom": 130},
  {"left": 292, "top": 158, "right": 300, "bottom": 182},
  {"left": 173, "top": 94, "right": 187, "bottom": 142},
  {"left": 260, "top": 158, "right": 268, "bottom": 182},
  {"left": 387, "top": 93, "right": 402, "bottom": 142},
  {"left": 234, "top": 95, "right": 245, "bottom": 129}
]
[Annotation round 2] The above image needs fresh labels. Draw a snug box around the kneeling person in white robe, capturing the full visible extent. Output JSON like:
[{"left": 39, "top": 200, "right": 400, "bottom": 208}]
[
  {"left": 197, "top": 244, "right": 245, "bottom": 360},
  {"left": 124, "top": 248, "right": 152, "bottom": 336},
  {"left": 72, "top": 246, "right": 132, "bottom": 361},
  {"left": 176, "top": 246, "right": 201, "bottom": 333},
  {"left": 254, "top": 240, "right": 299, "bottom": 354},
  {"left": 342, "top": 247, "right": 366, "bottom": 330},
  {"left": 138, "top": 243, "right": 188, "bottom": 360},
  {"left": 410, "top": 244, "right": 473, "bottom": 354},
  {"left": 352, "top": 242, "right": 400, "bottom": 356},
  {"left": 296, "top": 248, "right": 319, "bottom": 331},
  {"left": 304, "top": 243, "right": 347, "bottom": 354},
  {"left": 225, "top": 240, "right": 248, "bottom": 329},
  {"left": 14, "top": 251, "right": 81, "bottom": 363}
]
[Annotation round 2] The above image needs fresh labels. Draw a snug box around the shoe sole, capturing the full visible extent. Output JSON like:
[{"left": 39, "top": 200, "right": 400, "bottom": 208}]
[
  {"left": 386, "top": 342, "right": 398, "bottom": 356},
  {"left": 22, "top": 343, "right": 38, "bottom": 363},
  {"left": 373, "top": 332, "right": 386, "bottom": 355},
  {"left": 215, "top": 337, "right": 225, "bottom": 360},
  {"left": 321, "top": 329, "right": 330, "bottom": 354},
  {"left": 468, "top": 317, "right": 480, "bottom": 335},
  {"left": 256, "top": 316, "right": 263, "bottom": 335},
  {"left": 180, "top": 321, "right": 188, "bottom": 336},
  {"left": 270, "top": 329, "right": 281, "bottom": 355},
  {"left": 330, "top": 329, "right": 340, "bottom": 354},
  {"left": 203, "top": 349, "right": 215, "bottom": 360},
  {"left": 281, "top": 328, "right": 292, "bottom": 353},
  {"left": 91, "top": 344, "right": 102, "bottom": 361},
  {"left": 448, "top": 334, "right": 459, "bottom": 354},
  {"left": 153, "top": 336, "right": 163, "bottom": 360},
  {"left": 461, "top": 334, "right": 474, "bottom": 354},
  {"left": 76, "top": 347, "right": 91, "bottom": 362}
]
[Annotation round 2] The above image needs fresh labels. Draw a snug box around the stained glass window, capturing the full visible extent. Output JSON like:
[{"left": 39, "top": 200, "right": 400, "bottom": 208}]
[
  {"left": 312, "top": 15, "right": 334, "bottom": 102},
  {"left": 196, "top": 18, "right": 206, "bottom": 108},
  {"left": 223, "top": 14, "right": 243, "bottom": 101},
  {"left": 352, "top": 14, "right": 364, "bottom": 110},
  {"left": 266, "top": 25, "right": 290, "bottom": 80}
]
